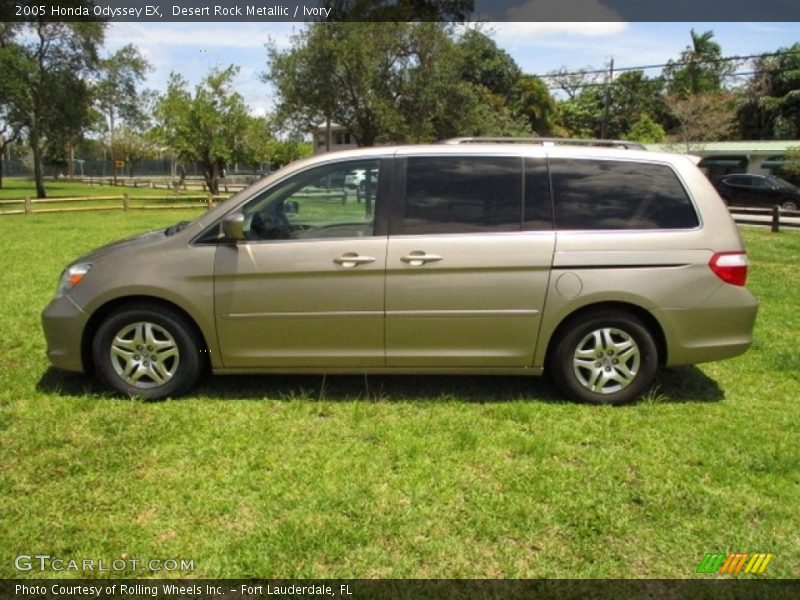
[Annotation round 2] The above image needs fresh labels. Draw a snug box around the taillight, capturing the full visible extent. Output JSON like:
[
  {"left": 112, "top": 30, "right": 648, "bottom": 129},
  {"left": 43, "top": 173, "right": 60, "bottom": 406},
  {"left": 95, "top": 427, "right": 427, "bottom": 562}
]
[{"left": 709, "top": 252, "right": 748, "bottom": 286}]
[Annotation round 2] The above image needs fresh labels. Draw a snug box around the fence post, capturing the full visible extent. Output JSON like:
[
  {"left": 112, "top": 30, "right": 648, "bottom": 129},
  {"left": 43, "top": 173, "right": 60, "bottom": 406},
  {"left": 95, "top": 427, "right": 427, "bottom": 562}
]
[
  {"left": 772, "top": 205, "right": 780, "bottom": 233},
  {"left": 123, "top": 194, "right": 130, "bottom": 211},
  {"left": 24, "top": 197, "right": 32, "bottom": 215}
]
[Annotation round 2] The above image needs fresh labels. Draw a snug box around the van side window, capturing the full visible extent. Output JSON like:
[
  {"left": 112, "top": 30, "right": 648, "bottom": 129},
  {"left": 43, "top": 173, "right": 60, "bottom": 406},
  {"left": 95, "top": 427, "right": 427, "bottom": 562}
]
[
  {"left": 240, "top": 159, "right": 380, "bottom": 241},
  {"left": 524, "top": 158, "right": 553, "bottom": 230},
  {"left": 550, "top": 159, "right": 700, "bottom": 230},
  {"left": 402, "top": 157, "right": 522, "bottom": 234}
]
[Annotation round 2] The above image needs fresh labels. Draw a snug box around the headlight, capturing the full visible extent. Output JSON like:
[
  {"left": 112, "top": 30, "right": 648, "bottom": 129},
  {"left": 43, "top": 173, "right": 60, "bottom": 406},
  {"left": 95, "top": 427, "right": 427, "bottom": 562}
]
[{"left": 56, "top": 263, "right": 92, "bottom": 297}]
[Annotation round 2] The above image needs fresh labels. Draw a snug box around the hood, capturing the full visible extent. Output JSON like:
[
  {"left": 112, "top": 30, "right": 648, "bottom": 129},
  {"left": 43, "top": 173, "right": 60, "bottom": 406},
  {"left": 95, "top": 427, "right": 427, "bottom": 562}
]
[{"left": 72, "top": 228, "right": 167, "bottom": 265}]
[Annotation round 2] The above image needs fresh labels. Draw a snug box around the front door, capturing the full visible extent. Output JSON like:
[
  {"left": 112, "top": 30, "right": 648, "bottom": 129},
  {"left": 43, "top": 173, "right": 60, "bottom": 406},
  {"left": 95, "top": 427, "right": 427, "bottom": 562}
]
[{"left": 214, "top": 158, "right": 388, "bottom": 368}]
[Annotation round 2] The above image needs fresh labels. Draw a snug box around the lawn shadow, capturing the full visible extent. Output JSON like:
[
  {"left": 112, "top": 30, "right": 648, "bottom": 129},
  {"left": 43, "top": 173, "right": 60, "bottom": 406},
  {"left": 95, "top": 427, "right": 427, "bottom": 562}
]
[
  {"left": 649, "top": 366, "right": 725, "bottom": 403},
  {"left": 38, "top": 365, "right": 724, "bottom": 405},
  {"left": 36, "top": 367, "right": 104, "bottom": 397},
  {"left": 36, "top": 366, "right": 565, "bottom": 404},
  {"left": 193, "top": 372, "right": 569, "bottom": 404}
]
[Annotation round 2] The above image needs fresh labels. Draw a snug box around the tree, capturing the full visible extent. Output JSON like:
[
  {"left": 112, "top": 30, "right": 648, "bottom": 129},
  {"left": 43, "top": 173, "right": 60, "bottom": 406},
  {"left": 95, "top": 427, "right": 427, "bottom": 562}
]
[
  {"left": 0, "top": 41, "right": 22, "bottom": 189},
  {"left": 0, "top": 119, "right": 21, "bottom": 189},
  {"left": 777, "top": 146, "right": 800, "bottom": 184},
  {"left": 113, "top": 125, "right": 157, "bottom": 177},
  {"left": 625, "top": 114, "right": 665, "bottom": 143},
  {"left": 155, "top": 66, "right": 255, "bottom": 195},
  {"left": 664, "top": 29, "right": 736, "bottom": 97},
  {"left": 455, "top": 28, "right": 521, "bottom": 100},
  {"left": 546, "top": 67, "right": 597, "bottom": 100},
  {"left": 667, "top": 92, "right": 739, "bottom": 152},
  {"left": 0, "top": 21, "right": 104, "bottom": 197},
  {"left": 267, "top": 23, "right": 448, "bottom": 147},
  {"left": 514, "top": 76, "right": 557, "bottom": 136},
  {"left": 738, "top": 44, "right": 800, "bottom": 139},
  {"left": 555, "top": 70, "right": 664, "bottom": 140},
  {"left": 265, "top": 139, "right": 313, "bottom": 168},
  {"left": 96, "top": 44, "right": 151, "bottom": 181},
  {"left": 265, "top": 23, "right": 531, "bottom": 146}
]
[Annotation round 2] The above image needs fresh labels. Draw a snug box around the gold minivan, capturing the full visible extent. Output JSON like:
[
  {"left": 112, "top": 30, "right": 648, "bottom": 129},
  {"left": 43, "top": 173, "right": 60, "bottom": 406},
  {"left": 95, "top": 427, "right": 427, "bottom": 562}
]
[{"left": 42, "top": 142, "right": 758, "bottom": 405}]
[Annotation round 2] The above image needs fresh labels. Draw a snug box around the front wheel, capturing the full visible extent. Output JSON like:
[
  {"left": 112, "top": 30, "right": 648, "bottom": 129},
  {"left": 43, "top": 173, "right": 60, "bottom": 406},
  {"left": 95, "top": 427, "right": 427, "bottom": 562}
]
[
  {"left": 93, "top": 304, "right": 203, "bottom": 400},
  {"left": 549, "top": 310, "right": 658, "bottom": 405}
]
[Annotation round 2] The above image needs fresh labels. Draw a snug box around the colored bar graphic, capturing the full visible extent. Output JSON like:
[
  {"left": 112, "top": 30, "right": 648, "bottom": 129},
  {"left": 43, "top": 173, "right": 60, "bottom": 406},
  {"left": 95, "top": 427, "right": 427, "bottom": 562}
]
[
  {"left": 696, "top": 553, "right": 773, "bottom": 575},
  {"left": 696, "top": 554, "right": 727, "bottom": 574}
]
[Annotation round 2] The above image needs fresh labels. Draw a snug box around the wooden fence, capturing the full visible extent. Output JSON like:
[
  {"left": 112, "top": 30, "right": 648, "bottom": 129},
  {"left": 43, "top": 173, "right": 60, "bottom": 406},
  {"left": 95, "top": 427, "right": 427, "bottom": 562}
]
[
  {"left": 0, "top": 193, "right": 225, "bottom": 216},
  {"left": 82, "top": 176, "right": 250, "bottom": 194},
  {"left": 729, "top": 206, "right": 800, "bottom": 232}
]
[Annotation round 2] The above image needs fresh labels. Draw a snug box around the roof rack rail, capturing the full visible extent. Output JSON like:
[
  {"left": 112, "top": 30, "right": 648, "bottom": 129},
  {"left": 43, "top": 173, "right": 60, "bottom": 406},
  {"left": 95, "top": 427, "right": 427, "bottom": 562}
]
[{"left": 437, "top": 137, "right": 646, "bottom": 150}]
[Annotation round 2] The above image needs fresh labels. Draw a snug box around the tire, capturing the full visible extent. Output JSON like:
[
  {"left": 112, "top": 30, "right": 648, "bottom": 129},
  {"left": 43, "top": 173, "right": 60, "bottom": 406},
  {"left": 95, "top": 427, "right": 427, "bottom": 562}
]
[
  {"left": 93, "top": 304, "right": 203, "bottom": 400},
  {"left": 779, "top": 198, "right": 797, "bottom": 211},
  {"left": 549, "top": 310, "right": 658, "bottom": 406}
]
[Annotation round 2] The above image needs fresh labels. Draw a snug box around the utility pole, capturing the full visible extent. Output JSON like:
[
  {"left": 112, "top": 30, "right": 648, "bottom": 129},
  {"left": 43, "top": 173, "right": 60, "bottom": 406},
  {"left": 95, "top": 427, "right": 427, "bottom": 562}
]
[{"left": 601, "top": 57, "right": 614, "bottom": 139}]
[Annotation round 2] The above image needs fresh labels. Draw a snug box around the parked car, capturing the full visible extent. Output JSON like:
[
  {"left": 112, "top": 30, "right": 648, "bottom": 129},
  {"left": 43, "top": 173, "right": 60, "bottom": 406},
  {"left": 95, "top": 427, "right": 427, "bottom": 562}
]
[
  {"left": 344, "top": 168, "right": 378, "bottom": 191},
  {"left": 42, "top": 141, "right": 758, "bottom": 405},
  {"left": 712, "top": 173, "right": 800, "bottom": 210}
]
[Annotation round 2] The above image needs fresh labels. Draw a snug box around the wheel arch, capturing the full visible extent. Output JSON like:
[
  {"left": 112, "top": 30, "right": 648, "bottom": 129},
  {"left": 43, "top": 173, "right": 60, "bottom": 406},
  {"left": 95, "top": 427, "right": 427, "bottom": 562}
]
[
  {"left": 81, "top": 295, "right": 211, "bottom": 375},
  {"left": 543, "top": 301, "right": 667, "bottom": 371}
]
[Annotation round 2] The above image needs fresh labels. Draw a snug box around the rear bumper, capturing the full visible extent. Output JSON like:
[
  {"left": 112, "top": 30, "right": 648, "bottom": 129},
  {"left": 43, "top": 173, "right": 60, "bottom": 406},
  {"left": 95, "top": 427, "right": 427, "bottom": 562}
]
[
  {"left": 41, "top": 294, "right": 89, "bottom": 373},
  {"left": 655, "top": 285, "right": 758, "bottom": 366}
]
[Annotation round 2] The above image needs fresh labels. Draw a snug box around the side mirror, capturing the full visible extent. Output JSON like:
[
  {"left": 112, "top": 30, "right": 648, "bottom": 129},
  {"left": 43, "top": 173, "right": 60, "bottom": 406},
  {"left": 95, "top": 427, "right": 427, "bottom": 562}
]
[
  {"left": 222, "top": 212, "right": 245, "bottom": 241},
  {"left": 285, "top": 200, "right": 299, "bottom": 215}
]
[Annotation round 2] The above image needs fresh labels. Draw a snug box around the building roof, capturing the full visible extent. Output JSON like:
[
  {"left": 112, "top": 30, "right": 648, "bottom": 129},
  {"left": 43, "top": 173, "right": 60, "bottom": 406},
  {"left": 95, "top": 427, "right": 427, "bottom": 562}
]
[{"left": 645, "top": 140, "right": 800, "bottom": 154}]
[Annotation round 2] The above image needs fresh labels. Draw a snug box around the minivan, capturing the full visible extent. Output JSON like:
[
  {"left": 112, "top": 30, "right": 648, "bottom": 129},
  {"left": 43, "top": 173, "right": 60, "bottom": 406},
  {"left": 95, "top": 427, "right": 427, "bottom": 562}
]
[{"left": 42, "top": 141, "right": 758, "bottom": 405}]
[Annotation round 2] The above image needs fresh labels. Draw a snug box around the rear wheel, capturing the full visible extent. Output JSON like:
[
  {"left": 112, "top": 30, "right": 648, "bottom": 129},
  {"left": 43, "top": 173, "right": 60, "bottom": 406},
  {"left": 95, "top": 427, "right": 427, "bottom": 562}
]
[
  {"left": 549, "top": 310, "right": 658, "bottom": 405},
  {"left": 93, "top": 304, "right": 203, "bottom": 400},
  {"left": 780, "top": 198, "right": 797, "bottom": 211}
]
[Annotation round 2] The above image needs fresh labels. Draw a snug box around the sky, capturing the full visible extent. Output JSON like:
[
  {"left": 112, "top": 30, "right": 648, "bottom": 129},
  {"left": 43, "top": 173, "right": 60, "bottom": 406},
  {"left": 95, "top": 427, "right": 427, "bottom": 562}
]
[{"left": 103, "top": 21, "right": 800, "bottom": 117}]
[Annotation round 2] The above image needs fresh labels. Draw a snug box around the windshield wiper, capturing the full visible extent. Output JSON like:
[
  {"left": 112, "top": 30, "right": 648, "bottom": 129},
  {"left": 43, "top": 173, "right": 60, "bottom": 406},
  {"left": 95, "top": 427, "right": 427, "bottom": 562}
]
[{"left": 165, "top": 221, "right": 190, "bottom": 236}]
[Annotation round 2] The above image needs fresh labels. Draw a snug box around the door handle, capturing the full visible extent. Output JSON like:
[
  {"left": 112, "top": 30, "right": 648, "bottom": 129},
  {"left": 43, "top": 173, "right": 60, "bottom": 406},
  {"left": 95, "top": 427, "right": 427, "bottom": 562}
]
[
  {"left": 333, "top": 253, "right": 376, "bottom": 268},
  {"left": 400, "top": 251, "right": 443, "bottom": 267}
]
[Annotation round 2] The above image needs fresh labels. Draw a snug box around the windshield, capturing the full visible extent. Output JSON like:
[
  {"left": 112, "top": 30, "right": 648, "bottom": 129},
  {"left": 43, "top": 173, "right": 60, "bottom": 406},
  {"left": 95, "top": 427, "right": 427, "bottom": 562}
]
[{"left": 768, "top": 176, "right": 797, "bottom": 190}]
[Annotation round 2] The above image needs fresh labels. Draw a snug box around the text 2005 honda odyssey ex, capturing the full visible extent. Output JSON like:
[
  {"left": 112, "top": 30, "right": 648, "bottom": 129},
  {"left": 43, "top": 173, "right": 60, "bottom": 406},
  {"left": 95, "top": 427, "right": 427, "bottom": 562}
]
[{"left": 42, "top": 141, "right": 758, "bottom": 405}]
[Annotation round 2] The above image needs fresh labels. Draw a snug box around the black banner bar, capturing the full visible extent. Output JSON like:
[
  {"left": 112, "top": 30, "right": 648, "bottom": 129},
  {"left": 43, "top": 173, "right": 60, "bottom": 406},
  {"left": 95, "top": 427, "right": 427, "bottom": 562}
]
[
  {"left": 3, "top": 579, "right": 800, "bottom": 600},
  {"left": 4, "top": 0, "right": 800, "bottom": 22}
]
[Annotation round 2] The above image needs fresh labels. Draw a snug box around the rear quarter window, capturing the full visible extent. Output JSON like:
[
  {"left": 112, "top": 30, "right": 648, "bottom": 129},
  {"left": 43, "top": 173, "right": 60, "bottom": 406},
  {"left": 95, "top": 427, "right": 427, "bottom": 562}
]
[{"left": 550, "top": 159, "right": 699, "bottom": 230}]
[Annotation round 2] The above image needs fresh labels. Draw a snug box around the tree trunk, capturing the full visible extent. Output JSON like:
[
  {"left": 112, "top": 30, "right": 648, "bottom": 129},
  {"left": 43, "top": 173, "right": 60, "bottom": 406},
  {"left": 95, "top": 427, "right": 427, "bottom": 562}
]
[
  {"left": 325, "top": 117, "right": 331, "bottom": 152},
  {"left": 68, "top": 143, "right": 75, "bottom": 178},
  {"left": 0, "top": 155, "right": 4, "bottom": 189},
  {"left": 203, "top": 162, "right": 219, "bottom": 195},
  {"left": 109, "top": 112, "right": 116, "bottom": 185},
  {"left": 31, "top": 129, "right": 47, "bottom": 198}
]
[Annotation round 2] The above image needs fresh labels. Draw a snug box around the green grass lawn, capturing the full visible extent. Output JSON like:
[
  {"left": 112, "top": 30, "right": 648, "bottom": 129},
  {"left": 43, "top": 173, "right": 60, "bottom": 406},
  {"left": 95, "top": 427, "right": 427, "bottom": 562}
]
[{"left": 0, "top": 211, "right": 798, "bottom": 579}]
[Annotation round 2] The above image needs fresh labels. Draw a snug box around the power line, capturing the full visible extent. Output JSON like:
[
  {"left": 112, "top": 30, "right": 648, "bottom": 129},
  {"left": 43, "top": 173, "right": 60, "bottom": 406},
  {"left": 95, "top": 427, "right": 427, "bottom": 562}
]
[
  {"left": 548, "top": 70, "right": 748, "bottom": 90},
  {"left": 536, "top": 48, "right": 800, "bottom": 81}
]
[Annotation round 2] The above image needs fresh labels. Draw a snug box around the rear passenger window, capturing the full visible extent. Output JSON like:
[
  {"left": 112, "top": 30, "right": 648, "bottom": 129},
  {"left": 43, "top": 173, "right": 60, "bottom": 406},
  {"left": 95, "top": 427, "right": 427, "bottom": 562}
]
[
  {"left": 550, "top": 159, "right": 699, "bottom": 230},
  {"left": 402, "top": 157, "right": 521, "bottom": 234}
]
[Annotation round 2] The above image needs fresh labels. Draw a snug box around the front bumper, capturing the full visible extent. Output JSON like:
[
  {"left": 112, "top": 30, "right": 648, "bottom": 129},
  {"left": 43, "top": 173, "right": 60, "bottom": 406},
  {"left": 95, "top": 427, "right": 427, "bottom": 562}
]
[{"left": 41, "top": 294, "right": 89, "bottom": 373}]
